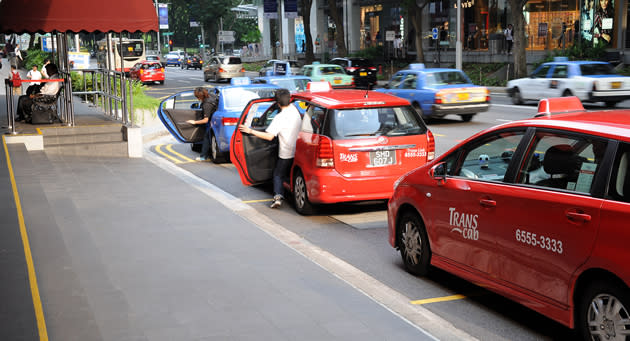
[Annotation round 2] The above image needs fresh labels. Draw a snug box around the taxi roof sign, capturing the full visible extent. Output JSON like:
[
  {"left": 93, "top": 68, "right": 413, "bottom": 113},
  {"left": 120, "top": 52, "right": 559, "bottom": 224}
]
[
  {"left": 230, "top": 77, "right": 251, "bottom": 86},
  {"left": 535, "top": 96, "right": 585, "bottom": 117},
  {"left": 307, "top": 81, "right": 332, "bottom": 92},
  {"left": 409, "top": 63, "right": 426, "bottom": 70}
]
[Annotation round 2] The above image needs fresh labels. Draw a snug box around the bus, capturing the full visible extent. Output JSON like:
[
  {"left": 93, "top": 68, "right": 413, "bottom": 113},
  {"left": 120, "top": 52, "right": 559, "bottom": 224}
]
[{"left": 96, "top": 38, "right": 145, "bottom": 73}]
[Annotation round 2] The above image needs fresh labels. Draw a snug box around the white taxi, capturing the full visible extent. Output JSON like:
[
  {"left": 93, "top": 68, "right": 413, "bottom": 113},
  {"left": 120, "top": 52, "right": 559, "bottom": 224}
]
[{"left": 507, "top": 57, "right": 630, "bottom": 107}]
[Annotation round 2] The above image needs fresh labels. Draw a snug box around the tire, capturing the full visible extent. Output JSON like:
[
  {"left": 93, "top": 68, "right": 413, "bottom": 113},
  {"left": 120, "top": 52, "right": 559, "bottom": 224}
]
[
  {"left": 460, "top": 114, "right": 474, "bottom": 122},
  {"left": 204, "top": 73, "right": 209, "bottom": 82},
  {"left": 577, "top": 279, "right": 630, "bottom": 341},
  {"left": 562, "top": 89, "right": 573, "bottom": 97},
  {"left": 293, "top": 170, "right": 315, "bottom": 215},
  {"left": 209, "top": 134, "right": 228, "bottom": 164},
  {"left": 397, "top": 211, "right": 431, "bottom": 276},
  {"left": 191, "top": 143, "right": 202, "bottom": 152},
  {"left": 158, "top": 80, "right": 164, "bottom": 85},
  {"left": 511, "top": 87, "right": 523, "bottom": 105},
  {"left": 605, "top": 101, "right": 618, "bottom": 108}
]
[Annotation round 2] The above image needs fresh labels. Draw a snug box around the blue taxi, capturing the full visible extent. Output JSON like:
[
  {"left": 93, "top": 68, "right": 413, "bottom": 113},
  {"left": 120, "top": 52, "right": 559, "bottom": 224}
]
[
  {"left": 157, "top": 78, "right": 279, "bottom": 163},
  {"left": 376, "top": 64, "right": 490, "bottom": 122},
  {"left": 252, "top": 60, "right": 311, "bottom": 93}
]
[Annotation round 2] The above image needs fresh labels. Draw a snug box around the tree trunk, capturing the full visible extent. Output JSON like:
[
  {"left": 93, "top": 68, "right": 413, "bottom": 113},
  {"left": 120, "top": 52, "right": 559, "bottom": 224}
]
[
  {"left": 410, "top": 1, "right": 428, "bottom": 63},
  {"left": 301, "top": 0, "right": 315, "bottom": 64},
  {"left": 510, "top": 0, "right": 528, "bottom": 78},
  {"left": 327, "top": 0, "right": 347, "bottom": 56}
]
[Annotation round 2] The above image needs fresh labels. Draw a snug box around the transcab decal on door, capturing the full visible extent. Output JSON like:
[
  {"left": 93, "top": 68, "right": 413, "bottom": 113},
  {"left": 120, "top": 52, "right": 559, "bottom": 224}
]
[{"left": 449, "top": 207, "right": 479, "bottom": 240}]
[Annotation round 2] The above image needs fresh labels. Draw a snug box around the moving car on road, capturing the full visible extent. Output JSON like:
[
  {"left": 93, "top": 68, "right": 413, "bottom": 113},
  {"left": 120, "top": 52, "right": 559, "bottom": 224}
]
[
  {"left": 164, "top": 53, "right": 182, "bottom": 67},
  {"left": 299, "top": 63, "right": 354, "bottom": 89},
  {"left": 157, "top": 78, "right": 279, "bottom": 163},
  {"left": 231, "top": 82, "right": 435, "bottom": 214},
  {"left": 252, "top": 75, "right": 311, "bottom": 93},
  {"left": 259, "top": 59, "right": 301, "bottom": 76},
  {"left": 182, "top": 55, "right": 203, "bottom": 70},
  {"left": 129, "top": 61, "right": 165, "bottom": 85},
  {"left": 328, "top": 57, "right": 378, "bottom": 89},
  {"left": 203, "top": 55, "right": 245, "bottom": 83},
  {"left": 376, "top": 63, "right": 490, "bottom": 122},
  {"left": 387, "top": 96, "right": 630, "bottom": 340},
  {"left": 508, "top": 57, "right": 630, "bottom": 107}
]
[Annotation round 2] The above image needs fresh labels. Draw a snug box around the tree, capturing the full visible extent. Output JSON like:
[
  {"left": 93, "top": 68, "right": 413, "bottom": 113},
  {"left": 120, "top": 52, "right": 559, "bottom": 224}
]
[
  {"left": 301, "top": 0, "right": 315, "bottom": 63},
  {"left": 509, "top": 0, "right": 528, "bottom": 78},
  {"left": 326, "top": 0, "right": 347, "bottom": 57},
  {"left": 403, "top": 0, "right": 430, "bottom": 63}
]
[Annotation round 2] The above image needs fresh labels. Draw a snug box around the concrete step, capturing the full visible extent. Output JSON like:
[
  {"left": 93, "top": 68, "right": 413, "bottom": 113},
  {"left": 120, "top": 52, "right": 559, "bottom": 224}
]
[
  {"left": 43, "top": 131, "right": 123, "bottom": 146},
  {"left": 44, "top": 141, "right": 128, "bottom": 157},
  {"left": 38, "top": 124, "right": 123, "bottom": 136}
]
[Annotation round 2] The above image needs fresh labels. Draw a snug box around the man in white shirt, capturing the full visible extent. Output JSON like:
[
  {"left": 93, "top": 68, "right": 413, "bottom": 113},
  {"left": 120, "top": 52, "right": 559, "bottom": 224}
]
[
  {"left": 238, "top": 88, "right": 301, "bottom": 208},
  {"left": 27, "top": 65, "right": 42, "bottom": 85}
]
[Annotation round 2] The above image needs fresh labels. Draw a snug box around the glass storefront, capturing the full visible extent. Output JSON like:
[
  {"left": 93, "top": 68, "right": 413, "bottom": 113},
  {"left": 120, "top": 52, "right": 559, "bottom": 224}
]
[
  {"left": 524, "top": 0, "right": 579, "bottom": 50},
  {"left": 360, "top": 5, "right": 383, "bottom": 49}
]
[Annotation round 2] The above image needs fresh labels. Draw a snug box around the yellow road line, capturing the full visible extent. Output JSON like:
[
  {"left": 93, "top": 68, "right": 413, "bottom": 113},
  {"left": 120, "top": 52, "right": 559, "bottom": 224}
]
[
  {"left": 2, "top": 135, "right": 49, "bottom": 341},
  {"left": 155, "top": 144, "right": 183, "bottom": 164},
  {"left": 410, "top": 294, "right": 467, "bottom": 305},
  {"left": 242, "top": 198, "right": 274, "bottom": 203},
  {"left": 165, "top": 144, "right": 196, "bottom": 163}
]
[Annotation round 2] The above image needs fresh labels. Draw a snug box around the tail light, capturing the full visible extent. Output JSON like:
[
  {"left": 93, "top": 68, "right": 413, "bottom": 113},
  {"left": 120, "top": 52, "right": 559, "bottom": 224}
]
[
  {"left": 139, "top": 69, "right": 144, "bottom": 75},
  {"left": 316, "top": 135, "right": 334, "bottom": 168},
  {"left": 219, "top": 68, "right": 225, "bottom": 73},
  {"left": 200, "top": 60, "right": 203, "bottom": 64},
  {"left": 160, "top": 68, "right": 164, "bottom": 73},
  {"left": 222, "top": 117, "right": 238, "bottom": 126},
  {"left": 347, "top": 67, "right": 358, "bottom": 72},
  {"left": 427, "top": 130, "right": 435, "bottom": 161},
  {"left": 592, "top": 82, "right": 597, "bottom": 91},
  {"left": 368, "top": 67, "right": 377, "bottom": 71},
  {"left": 240, "top": 68, "right": 246, "bottom": 73},
  {"left": 435, "top": 92, "right": 443, "bottom": 104},
  {"left": 351, "top": 78, "right": 355, "bottom": 87},
  {"left": 485, "top": 88, "right": 491, "bottom": 102}
]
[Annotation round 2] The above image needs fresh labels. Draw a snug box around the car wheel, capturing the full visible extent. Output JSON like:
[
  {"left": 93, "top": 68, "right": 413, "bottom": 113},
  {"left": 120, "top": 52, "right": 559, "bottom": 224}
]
[
  {"left": 577, "top": 280, "right": 630, "bottom": 341},
  {"left": 204, "top": 74, "right": 209, "bottom": 82},
  {"left": 562, "top": 89, "right": 573, "bottom": 97},
  {"left": 210, "top": 134, "right": 227, "bottom": 164},
  {"left": 605, "top": 101, "right": 619, "bottom": 108},
  {"left": 191, "top": 144, "right": 202, "bottom": 152},
  {"left": 460, "top": 114, "right": 474, "bottom": 122},
  {"left": 512, "top": 87, "right": 523, "bottom": 105},
  {"left": 158, "top": 80, "right": 164, "bottom": 85},
  {"left": 398, "top": 211, "right": 431, "bottom": 276},
  {"left": 293, "top": 170, "right": 315, "bottom": 215}
]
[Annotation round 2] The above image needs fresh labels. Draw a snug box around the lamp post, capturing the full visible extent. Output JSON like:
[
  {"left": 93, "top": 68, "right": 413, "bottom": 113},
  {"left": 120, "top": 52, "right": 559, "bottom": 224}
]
[{"left": 456, "top": 0, "right": 462, "bottom": 69}]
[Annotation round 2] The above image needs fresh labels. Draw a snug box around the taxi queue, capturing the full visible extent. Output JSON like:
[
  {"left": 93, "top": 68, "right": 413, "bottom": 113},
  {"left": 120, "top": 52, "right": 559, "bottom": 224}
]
[{"left": 156, "top": 61, "right": 630, "bottom": 341}]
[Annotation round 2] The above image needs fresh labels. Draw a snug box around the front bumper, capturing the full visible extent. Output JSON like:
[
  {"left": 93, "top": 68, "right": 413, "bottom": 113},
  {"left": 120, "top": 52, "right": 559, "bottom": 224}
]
[{"left": 430, "top": 102, "right": 490, "bottom": 117}]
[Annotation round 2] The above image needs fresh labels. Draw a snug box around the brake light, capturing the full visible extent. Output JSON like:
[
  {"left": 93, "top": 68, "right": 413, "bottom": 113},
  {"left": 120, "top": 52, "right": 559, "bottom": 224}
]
[
  {"left": 368, "top": 67, "right": 377, "bottom": 71},
  {"left": 240, "top": 68, "right": 246, "bottom": 73},
  {"left": 139, "top": 69, "right": 144, "bottom": 75},
  {"left": 219, "top": 68, "right": 225, "bottom": 73},
  {"left": 485, "top": 88, "right": 491, "bottom": 102},
  {"left": 160, "top": 68, "right": 164, "bottom": 73},
  {"left": 316, "top": 135, "right": 334, "bottom": 168},
  {"left": 427, "top": 130, "right": 435, "bottom": 161},
  {"left": 435, "top": 92, "right": 443, "bottom": 104},
  {"left": 222, "top": 117, "right": 238, "bottom": 126},
  {"left": 347, "top": 67, "right": 358, "bottom": 72},
  {"left": 200, "top": 60, "right": 203, "bottom": 64}
]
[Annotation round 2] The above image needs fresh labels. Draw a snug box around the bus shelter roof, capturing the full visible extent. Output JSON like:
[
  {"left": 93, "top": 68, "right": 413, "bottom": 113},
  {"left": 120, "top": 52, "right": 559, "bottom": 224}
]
[{"left": 0, "top": 0, "right": 158, "bottom": 34}]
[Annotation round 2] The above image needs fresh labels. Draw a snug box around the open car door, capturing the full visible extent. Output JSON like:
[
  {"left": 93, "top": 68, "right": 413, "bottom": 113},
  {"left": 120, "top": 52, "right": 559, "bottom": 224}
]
[
  {"left": 230, "top": 98, "right": 281, "bottom": 186},
  {"left": 157, "top": 90, "right": 207, "bottom": 143}
]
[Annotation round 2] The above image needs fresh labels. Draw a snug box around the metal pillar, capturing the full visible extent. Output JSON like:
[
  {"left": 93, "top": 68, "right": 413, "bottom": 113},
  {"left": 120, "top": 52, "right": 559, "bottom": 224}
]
[
  {"left": 119, "top": 32, "right": 128, "bottom": 125},
  {"left": 456, "top": 0, "right": 462, "bottom": 70}
]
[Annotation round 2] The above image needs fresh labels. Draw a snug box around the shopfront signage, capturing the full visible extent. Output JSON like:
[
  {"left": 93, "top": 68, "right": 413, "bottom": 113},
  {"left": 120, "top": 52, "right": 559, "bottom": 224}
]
[{"left": 386, "top": 31, "right": 395, "bottom": 41}]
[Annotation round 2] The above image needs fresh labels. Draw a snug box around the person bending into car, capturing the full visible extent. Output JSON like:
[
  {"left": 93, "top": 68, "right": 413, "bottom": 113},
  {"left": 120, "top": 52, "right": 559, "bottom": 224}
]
[
  {"left": 186, "top": 87, "right": 218, "bottom": 161},
  {"left": 238, "top": 88, "right": 301, "bottom": 208}
]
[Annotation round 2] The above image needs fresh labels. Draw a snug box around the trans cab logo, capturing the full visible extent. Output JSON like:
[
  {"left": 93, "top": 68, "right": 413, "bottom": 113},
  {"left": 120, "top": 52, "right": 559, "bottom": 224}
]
[
  {"left": 339, "top": 153, "right": 358, "bottom": 162},
  {"left": 449, "top": 207, "right": 479, "bottom": 240}
]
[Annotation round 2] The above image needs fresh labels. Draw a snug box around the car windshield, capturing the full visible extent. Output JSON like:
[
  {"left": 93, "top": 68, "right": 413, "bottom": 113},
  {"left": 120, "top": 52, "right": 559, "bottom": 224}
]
[
  {"left": 424, "top": 71, "right": 469, "bottom": 86},
  {"left": 579, "top": 63, "right": 615, "bottom": 75},
  {"left": 166, "top": 54, "right": 178, "bottom": 59},
  {"left": 329, "top": 106, "right": 427, "bottom": 139},
  {"left": 320, "top": 66, "right": 345, "bottom": 75},
  {"left": 269, "top": 79, "right": 309, "bottom": 92},
  {"left": 222, "top": 88, "right": 277, "bottom": 110}
]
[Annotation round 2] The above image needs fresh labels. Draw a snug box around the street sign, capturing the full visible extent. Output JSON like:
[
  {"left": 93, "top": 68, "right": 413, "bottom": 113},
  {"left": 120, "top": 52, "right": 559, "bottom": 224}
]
[
  {"left": 218, "top": 36, "right": 235, "bottom": 43},
  {"left": 163, "top": 32, "right": 174, "bottom": 36},
  {"left": 386, "top": 30, "right": 395, "bottom": 41},
  {"left": 218, "top": 31, "right": 235, "bottom": 37},
  {"left": 432, "top": 27, "right": 438, "bottom": 40}
]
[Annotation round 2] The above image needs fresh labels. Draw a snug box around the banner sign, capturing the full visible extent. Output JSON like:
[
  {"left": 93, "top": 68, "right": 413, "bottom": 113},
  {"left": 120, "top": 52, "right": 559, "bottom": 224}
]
[
  {"left": 158, "top": 4, "right": 169, "bottom": 30},
  {"left": 284, "top": 0, "right": 298, "bottom": 18},
  {"left": 264, "top": 0, "right": 278, "bottom": 19}
]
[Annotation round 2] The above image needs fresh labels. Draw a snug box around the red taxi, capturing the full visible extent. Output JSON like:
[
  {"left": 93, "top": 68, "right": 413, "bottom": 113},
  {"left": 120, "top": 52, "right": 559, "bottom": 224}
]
[
  {"left": 231, "top": 82, "right": 435, "bottom": 214},
  {"left": 129, "top": 61, "right": 165, "bottom": 85},
  {"left": 388, "top": 96, "right": 630, "bottom": 339}
]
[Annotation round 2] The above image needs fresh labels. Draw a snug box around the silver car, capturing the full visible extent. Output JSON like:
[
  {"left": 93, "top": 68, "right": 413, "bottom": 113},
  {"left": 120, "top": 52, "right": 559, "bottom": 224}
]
[{"left": 204, "top": 56, "right": 244, "bottom": 83}]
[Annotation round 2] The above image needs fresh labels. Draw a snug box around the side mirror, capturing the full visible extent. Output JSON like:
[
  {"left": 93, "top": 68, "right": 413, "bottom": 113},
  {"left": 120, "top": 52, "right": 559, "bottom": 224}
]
[
  {"left": 429, "top": 162, "right": 447, "bottom": 183},
  {"left": 190, "top": 102, "right": 200, "bottom": 109}
]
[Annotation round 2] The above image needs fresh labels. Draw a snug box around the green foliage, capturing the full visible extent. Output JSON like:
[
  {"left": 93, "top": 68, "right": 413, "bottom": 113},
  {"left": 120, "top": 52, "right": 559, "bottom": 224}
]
[
  {"left": 242, "top": 61, "right": 266, "bottom": 72},
  {"left": 350, "top": 45, "right": 384, "bottom": 60},
  {"left": 534, "top": 43, "right": 608, "bottom": 68},
  {"left": 23, "top": 49, "right": 52, "bottom": 70},
  {"left": 233, "top": 18, "right": 261, "bottom": 45},
  {"left": 462, "top": 63, "right": 508, "bottom": 86},
  {"left": 617, "top": 66, "right": 630, "bottom": 77},
  {"left": 70, "top": 72, "right": 160, "bottom": 111}
]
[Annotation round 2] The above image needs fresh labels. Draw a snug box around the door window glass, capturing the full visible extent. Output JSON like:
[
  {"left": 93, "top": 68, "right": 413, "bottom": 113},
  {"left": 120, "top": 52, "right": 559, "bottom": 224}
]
[
  {"left": 608, "top": 143, "right": 630, "bottom": 203},
  {"left": 517, "top": 132, "right": 607, "bottom": 194},
  {"left": 301, "top": 105, "right": 327, "bottom": 134},
  {"left": 452, "top": 131, "right": 525, "bottom": 181},
  {"left": 401, "top": 74, "right": 417, "bottom": 89},
  {"left": 173, "top": 92, "right": 198, "bottom": 110},
  {"left": 532, "top": 65, "right": 552, "bottom": 78},
  {"left": 389, "top": 73, "right": 405, "bottom": 88},
  {"left": 551, "top": 65, "right": 569, "bottom": 78}
]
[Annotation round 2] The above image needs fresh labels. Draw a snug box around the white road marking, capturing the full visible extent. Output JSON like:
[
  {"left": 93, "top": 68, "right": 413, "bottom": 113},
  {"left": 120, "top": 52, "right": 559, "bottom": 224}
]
[
  {"left": 491, "top": 103, "right": 537, "bottom": 110},
  {"left": 144, "top": 142, "right": 477, "bottom": 341},
  {"left": 496, "top": 119, "right": 513, "bottom": 122}
]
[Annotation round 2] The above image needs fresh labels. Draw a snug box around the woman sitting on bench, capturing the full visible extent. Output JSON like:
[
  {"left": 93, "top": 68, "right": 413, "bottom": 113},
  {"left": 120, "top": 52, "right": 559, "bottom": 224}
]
[{"left": 16, "top": 63, "right": 61, "bottom": 122}]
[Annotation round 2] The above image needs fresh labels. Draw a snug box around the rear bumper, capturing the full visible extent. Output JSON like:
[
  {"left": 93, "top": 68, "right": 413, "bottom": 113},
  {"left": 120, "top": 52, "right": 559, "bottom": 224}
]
[
  {"left": 588, "top": 90, "right": 630, "bottom": 102},
  {"left": 430, "top": 102, "right": 490, "bottom": 117},
  {"left": 302, "top": 169, "right": 395, "bottom": 204},
  {"left": 218, "top": 71, "right": 245, "bottom": 79}
]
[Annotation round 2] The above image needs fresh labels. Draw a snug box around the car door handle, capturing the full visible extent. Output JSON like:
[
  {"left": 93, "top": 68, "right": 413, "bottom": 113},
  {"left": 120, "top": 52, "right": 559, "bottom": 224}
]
[
  {"left": 479, "top": 199, "right": 496, "bottom": 207},
  {"left": 566, "top": 211, "right": 591, "bottom": 223}
]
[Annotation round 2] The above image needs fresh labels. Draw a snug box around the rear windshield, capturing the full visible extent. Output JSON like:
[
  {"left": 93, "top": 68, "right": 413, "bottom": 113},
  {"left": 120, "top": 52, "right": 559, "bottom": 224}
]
[
  {"left": 350, "top": 59, "right": 371, "bottom": 67},
  {"left": 289, "top": 61, "right": 301, "bottom": 68},
  {"left": 118, "top": 42, "right": 144, "bottom": 58},
  {"left": 329, "top": 106, "right": 427, "bottom": 139},
  {"left": 269, "top": 78, "right": 309, "bottom": 92},
  {"left": 225, "top": 57, "right": 242, "bottom": 64},
  {"left": 424, "top": 71, "right": 469, "bottom": 86},
  {"left": 579, "top": 63, "right": 615, "bottom": 75},
  {"left": 222, "top": 88, "right": 277, "bottom": 110},
  {"left": 320, "top": 66, "right": 345, "bottom": 75}
]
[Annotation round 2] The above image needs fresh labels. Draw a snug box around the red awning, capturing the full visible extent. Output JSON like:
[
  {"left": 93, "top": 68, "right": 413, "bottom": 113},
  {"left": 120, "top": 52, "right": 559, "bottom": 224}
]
[{"left": 0, "top": 0, "right": 158, "bottom": 33}]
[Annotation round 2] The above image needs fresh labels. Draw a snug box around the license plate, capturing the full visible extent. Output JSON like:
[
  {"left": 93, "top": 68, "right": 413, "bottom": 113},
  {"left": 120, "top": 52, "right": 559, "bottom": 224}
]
[
  {"left": 334, "top": 79, "right": 341, "bottom": 84},
  {"left": 360, "top": 72, "right": 367, "bottom": 76},
  {"left": 369, "top": 150, "right": 396, "bottom": 167},
  {"left": 612, "top": 81, "right": 621, "bottom": 89},
  {"left": 457, "top": 92, "right": 470, "bottom": 101}
]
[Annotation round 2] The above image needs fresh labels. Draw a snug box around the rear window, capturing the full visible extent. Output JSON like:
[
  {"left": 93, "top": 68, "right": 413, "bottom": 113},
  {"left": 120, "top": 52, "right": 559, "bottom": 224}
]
[
  {"left": 320, "top": 66, "right": 345, "bottom": 75},
  {"left": 424, "top": 71, "right": 469, "bottom": 86},
  {"left": 222, "top": 88, "right": 277, "bottom": 109},
  {"left": 329, "top": 106, "right": 427, "bottom": 139},
  {"left": 289, "top": 61, "right": 301, "bottom": 68},
  {"left": 579, "top": 63, "right": 615, "bottom": 76},
  {"left": 119, "top": 42, "right": 144, "bottom": 58},
  {"left": 226, "top": 57, "right": 242, "bottom": 64},
  {"left": 350, "top": 58, "right": 372, "bottom": 67}
]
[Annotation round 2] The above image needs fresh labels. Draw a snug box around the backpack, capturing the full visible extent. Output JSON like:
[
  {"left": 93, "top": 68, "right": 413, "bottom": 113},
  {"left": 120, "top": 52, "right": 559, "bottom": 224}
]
[{"left": 12, "top": 71, "right": 21, "bottom": 87}]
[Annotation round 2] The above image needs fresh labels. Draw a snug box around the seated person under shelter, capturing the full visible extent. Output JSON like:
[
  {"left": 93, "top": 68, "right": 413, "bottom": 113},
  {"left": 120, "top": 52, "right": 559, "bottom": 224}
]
[{"left": 16, "top": 63, "right": 61, "bottom": 122}]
